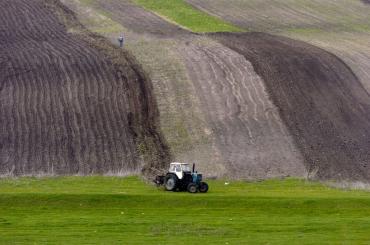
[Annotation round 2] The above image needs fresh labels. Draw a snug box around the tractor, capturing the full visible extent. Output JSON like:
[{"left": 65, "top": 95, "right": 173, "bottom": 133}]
[{"left": 154, "top": 163, "right": 209, "bottom": 193}]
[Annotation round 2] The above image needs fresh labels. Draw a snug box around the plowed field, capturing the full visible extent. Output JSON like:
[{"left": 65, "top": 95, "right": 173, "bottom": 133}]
[
  {"left": 63, "top": 0, "right": 307, "bottom": 179},
  {"left": 62, "top": 0, "right": 370, "bottom": 181},
  {"left": 186, "top": 0, "right": 370, "bottom": 92},
  {"left": 4, "top": 0, "right": 370, "bottom": 181},
  {"left": 179, "top": 40, "right": 304, "bottom": 178},
  {"left": 0, "top": 0, "right": 168, "bottom": 175},
  {"left": 183, "top": 0, "right": 370, "bottom": 180},
  {"left": 212, "top": 32, "right": 370, "bottom": 181}
]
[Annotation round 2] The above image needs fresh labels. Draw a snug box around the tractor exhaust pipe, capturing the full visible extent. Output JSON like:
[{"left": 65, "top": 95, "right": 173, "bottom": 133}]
[{"left": 192, "top": 163, "right": 195, "bottom": 173}]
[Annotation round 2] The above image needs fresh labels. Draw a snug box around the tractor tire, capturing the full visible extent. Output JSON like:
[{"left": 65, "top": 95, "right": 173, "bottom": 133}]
[
  {"left": 187, "top": 183, "right": 198, "bottom": 193},
  {"left": 154, "top": 175, "right": 164, "bottom": 187},
  {"left": 199, "top": 182, "right": 209, "bottom": 193},
  {"left": 164, "top": 174, "right": 178, "bottom": 191}
]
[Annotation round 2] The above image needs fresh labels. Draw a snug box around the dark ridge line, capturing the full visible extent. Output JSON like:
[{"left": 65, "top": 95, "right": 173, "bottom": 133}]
[
  {"left": 0, "top": 0, "right": 171, "bottom": 176},
  {"left": 210, "top": 32, "right": 370, "bottom": 181},
  {"left": 46, "top": 0, "right": 173, "bottom": 175}
]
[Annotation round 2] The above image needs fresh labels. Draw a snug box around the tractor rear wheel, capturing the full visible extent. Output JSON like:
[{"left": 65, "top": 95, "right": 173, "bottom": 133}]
[
  {"left": 199, "top": 182, "right": 209, "bottom": 193},
  {"left": 187, "top": 183, "right": 198, "bottom": 193},
  {"left": 164, "top": 174, "right": 178, "bottom": 191}
]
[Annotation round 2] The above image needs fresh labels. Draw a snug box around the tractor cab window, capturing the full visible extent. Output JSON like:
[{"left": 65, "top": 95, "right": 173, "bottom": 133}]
[
  {"left": 169, "top": 165, "right": 176, "bottom": 172},
  {"left": 175, "top": 165, "right": 181, "bottom": 172},
  {"left": 181, "top": 164, "right": 191, "bottom": 172}
]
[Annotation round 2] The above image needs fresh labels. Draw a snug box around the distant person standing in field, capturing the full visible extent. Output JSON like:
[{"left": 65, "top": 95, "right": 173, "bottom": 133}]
[{"left": 118, "top": 34, "right": 124, "bottom": 48}]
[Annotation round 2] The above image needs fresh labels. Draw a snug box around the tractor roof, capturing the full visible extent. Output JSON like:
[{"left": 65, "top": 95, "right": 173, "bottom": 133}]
[{"left": 170, "top": 162, "right": 189, "bottom": 165}]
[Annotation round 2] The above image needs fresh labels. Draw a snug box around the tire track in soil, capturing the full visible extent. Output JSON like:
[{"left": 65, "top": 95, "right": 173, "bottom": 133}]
[
  {"left": 73, "top": 0, "right": 228, "bottom": 176},
  {"left": 69, "top": 0, "right": 307, "bottom": 178},
  {"left": 185, "top": 0, "right": 370, "bottom": 95},
  {"left": 68, "top": 0, "right": 370, "bottom": 181},
  {"left": 179, "top": 42, "right": 305, "bottom": 178},
  {"left": 0, "top": 0, "right": 169, "bottom": 176},
  {"left": 212, "top": 32, "right": 370, "bottom": 181}
]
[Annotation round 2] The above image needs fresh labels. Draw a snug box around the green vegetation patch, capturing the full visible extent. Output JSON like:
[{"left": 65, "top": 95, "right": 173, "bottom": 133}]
[
  {"left": 131, "top": 0, "right": 244, "bottom": 33},
  {"left": 1, "top": 177, "right": 370, "bottom": 243}
]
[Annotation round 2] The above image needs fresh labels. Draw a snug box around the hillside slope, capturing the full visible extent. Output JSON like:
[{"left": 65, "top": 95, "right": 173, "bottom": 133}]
[
  {"left": 183, "top": 0, "right": 370, "bottom": 180},
  {"left": 62, "top": 0, "right": 307, "bottom": 179},
  {"left": 212, "top": 32, "right": 370, "bottom": 180},
  {"left": 0, "top": 0, "right": 169, "bottom": 175},
  {"left": 62, "top": 0, "right": 370, "bottom": 181},
  {"left": 186, "top": 0, "right": 370, "bottom": 92},
  {"left": 3, "top": 0, "right": 370, "bottom": 181}
]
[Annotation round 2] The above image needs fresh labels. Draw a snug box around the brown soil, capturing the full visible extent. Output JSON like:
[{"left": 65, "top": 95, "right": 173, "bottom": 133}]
[
  {"left": 0, "top": 0, "right": 170, "bottom": 175},
  {"left": 178, "top": 40, "right": 305, "bottom": 179},
  {"left": 64, "top": 0, "right": 307, "bottom": 179},
  {"left": 185, "top": 0, "right": 370, "bottom": 95},
  {"left": 211, "top": 32, "right": 370, "bottom": 181},
  {"left": 5, "top": 0, "right": 368, "bottom": 181},
  {"left": 61, "top": 0, "right": 370, "bottom": 181}
]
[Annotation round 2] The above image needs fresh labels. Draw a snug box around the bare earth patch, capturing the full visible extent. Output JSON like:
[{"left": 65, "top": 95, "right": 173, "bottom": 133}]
[
  {"left": 12, "top": 0, "right": 370, "bottom": 181},
  {"left": 62, "top": 0, "right": 307, "bottom": 179},
  {"left": 0, "top": 0, "right": 169, "bottom": 175},
  {"left": 212, "top": 32, "right": 370, "bottom": 181},
  {"left": 61, "top": 0, "right": 370, "bottom": 181}
]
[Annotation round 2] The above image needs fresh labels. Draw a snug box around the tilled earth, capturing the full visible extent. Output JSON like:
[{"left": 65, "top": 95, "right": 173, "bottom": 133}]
[
  {"left": 4, "top": 0, "right": 370, "bottom": 181},
  {"left": 64, "top": 0, "right": 307, "bottom": 179},
  {"left": 65, "top": 0, "right": 370, "bottom": 181},
  {"left": 186, "top": 0, "right": 370, "bottom": 93},
  {"left": 183, "top": 0, "right": 370, "bottom": 180},
  {"left": 0, "top": 0, "right": 169, "bottom": 175},
  {"left": 178, "top": 40, "right": 304, "bottom": 178},
  {"left": 212, "top": 32, "right": 370, "bottom": 180}
]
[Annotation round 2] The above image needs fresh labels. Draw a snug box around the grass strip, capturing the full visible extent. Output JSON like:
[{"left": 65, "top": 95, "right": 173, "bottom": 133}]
[{"left": 131, "top": 0, "right": 245, "bottom": 33}]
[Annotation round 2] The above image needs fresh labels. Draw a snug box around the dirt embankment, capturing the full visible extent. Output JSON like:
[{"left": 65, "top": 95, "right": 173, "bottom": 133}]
[
  {"left": 61, "top": 0, "right": 307, "bottom": 179},
  {"left": 59, "top": 0, "right": 370, "bottom": 181},
  {"left": 178, "top": 41, "right": 305, "bottom": 178},
  {"left": 211, "top": 32, "right": 370, "bottom": 181},
  {"left": 0, "top": 0, "right": 170, "bottom": 176}
]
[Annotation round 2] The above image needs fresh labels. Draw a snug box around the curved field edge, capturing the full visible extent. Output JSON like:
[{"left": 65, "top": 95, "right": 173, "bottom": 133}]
[
  {"left": 184, "top": 0, "right": 370, "bottom": 92},
  {"left": 211, "top": 32, "right": 370, "bottom": 181},
  {"left": 120, "top": 0, "right": 370, "bottom": 181},
  {"left": 45, "top": 0, "right": 172, "bottom": 173},
  {"left": 185, "top": 0, "right": 370, "bottom": 34},
  {"left": 1, "top": 176, "right": 370, "bottom": 243},
  {"left": 61, "top": 0, "right": 309, "bottom": 179},
  {"left": 0, "top": 0, "right": 171, "bottom": 176},
  {"left": 131, "top": 0, "right": 244, "bottom": 33},
  {"left": 60, "top": 0, "right": 230, "bottom": 177}
]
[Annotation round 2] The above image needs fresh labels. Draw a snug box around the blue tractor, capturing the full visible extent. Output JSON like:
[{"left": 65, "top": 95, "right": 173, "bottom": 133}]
[{"left": 154, "top": 163, "right": 209, "bottom": 193}]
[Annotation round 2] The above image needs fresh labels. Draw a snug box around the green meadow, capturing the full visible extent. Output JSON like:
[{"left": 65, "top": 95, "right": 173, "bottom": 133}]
[{"left": 0, "top": 176, "right": 369, "bottom": 244}]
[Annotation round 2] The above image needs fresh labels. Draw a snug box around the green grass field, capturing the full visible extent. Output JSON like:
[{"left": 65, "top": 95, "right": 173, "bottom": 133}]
[
  {"left": 0, "top": 176, "right": 370, "bottom": 244},
  {"left": 132, "top": 0, "right": 244, "bottom": 33}
]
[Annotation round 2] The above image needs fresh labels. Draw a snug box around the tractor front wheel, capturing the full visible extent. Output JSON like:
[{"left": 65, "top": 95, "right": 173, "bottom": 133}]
[
  {"left": 187, "top": 183, "right": 198, "bottom": 193},
  {"left": 199, "top": 182, "right": 209, "bottom": 193},
  {"left": 165, "top": 174, "right": 178, "bottom": 191}
]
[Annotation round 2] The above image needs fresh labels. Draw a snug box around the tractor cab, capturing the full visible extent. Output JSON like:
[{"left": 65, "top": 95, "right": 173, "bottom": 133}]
[{"left": 168, "top": 162, "right": 191, "bottom": 179}]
